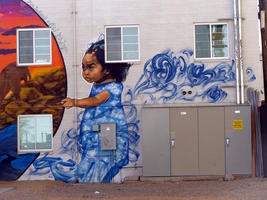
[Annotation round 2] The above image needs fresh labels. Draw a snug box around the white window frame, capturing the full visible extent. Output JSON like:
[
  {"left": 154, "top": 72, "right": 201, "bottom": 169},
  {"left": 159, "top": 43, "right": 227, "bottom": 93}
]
[
  {"left": 16, "top": 28, "right": 52, "bottom": 66},
  {"left": 193, "top": 23, "right": 229, "bottom": 60},
  {"left": 104, "top": 25, "right": 140, "bottom": 63},
  {"left": 17, "top": 114, "right": 53, "bottom": 154}
]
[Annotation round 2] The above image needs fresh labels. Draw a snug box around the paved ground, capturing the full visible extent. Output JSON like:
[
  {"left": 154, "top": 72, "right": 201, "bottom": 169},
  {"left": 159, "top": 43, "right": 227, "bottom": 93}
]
[{"left": 0, "top": 177, "right": 267, "bottom": 200}]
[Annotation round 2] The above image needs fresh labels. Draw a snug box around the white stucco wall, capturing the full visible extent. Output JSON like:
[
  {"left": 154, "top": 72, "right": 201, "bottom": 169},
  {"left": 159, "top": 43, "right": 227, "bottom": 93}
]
[
  {"left": 23, "top": 0, "right": 264, "bottom": 104},
  {"left": 20, "top": 0, "right": 264, "bottom": 181}
]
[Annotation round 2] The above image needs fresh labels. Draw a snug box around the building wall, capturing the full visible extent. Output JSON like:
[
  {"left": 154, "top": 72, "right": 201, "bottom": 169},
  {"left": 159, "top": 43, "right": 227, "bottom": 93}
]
[{"left": 0, "top": 0, "right": 263, "bottom": 182}]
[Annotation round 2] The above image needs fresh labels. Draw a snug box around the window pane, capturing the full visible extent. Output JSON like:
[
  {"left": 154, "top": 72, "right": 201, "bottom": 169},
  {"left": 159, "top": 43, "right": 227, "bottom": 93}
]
[
  {"left": 35, "top": 30, "right": 51, "bottom": 63},
  {"left": 213, "top": 48, "right": 228, "bottom": 57},
  {"left": 36, "top": 116, "right": 52, "bottom": 149},
  {"left": 212, "top": 24, "right": 228, "bottom": 57},
  {"left": 123, "top": 35, "right": 138, "bottom": 43},
  {"left": 123, "top": 43, "right": 138, "bottom": 51},
  {"left": 106, "top": 27, "right": 122, "bottom": 61},
  {"left": 35, "top": 46, "right": 50, "bottom": 54},
  {"left": 123, "top": 27, "right": 139, "bottom": 60},
  {"left": 18, "top": 115, "right": 53, "bottom": 152},
  {"left": 35, "top": 30, "right": 50, "bottom": 38},
  {"left": 19, "top": 30, "right": 33, "bottom": 63},
  {"left": 19, "top": 117, "right": 35, "bottom": 150},
  {"left": 35, "top": 55, "right": 50, "bottom": 63},
  {"left": 123, "top": 51, "right": 139, "bottom": 60},
  {"left": 123, "top": 27, "right": 138, "bottom": 35},
  {"left": 35, "top": 38, "right": 50, "bottom": 46},
  {"left": 195, "top": 25, "right": 210, "bottom": 58}
]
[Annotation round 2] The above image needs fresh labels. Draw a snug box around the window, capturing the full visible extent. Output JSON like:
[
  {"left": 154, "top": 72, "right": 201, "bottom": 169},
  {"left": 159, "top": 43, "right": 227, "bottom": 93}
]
[
  {"left": 16, "top": 28, "right": 52, "bottom": 66},
  {"left": 105, "top": 25, "right": 140, "bottom": 63},
  {"left": 17, "top": 114, "right": 53, "bottom": 153},
  {"left": 194, "top": 24, "right": 228, "bottom": 59}
]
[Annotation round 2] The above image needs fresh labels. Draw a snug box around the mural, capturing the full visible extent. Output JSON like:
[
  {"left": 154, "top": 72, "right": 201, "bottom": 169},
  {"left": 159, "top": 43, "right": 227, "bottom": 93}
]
[
  {"left": 125, "top": 49, "right": 234, "bottom": 104},
  {"left": 0, "top": 1, "right": 257, "bottom": 183},
  {"left": 28, "top": 39, "right": 140, "bottom": 183},
  {"left": 0, "top": 0, "right": 66, "bottom": 180},
  {"left": 28, "top": 47, "right": 256, "bottom": 183},
  {"left": 125, "top": 49, "right": 256, "bottom": 104}
]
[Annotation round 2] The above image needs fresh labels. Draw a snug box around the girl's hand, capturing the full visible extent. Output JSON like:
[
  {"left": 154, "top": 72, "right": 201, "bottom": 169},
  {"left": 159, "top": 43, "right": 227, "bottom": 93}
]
[
  {"left": 60, "top": 90, "right": 110, "bottom": 108},
  {"left": 61, "top": 98, "right": 75, "bottom": 109}
]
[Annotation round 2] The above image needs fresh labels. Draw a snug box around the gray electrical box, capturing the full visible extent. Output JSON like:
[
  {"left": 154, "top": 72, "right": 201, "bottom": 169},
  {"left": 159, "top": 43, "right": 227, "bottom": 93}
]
[
  {"left": 170, "top": 107, "right": 198, "bottom": 176},
  {"left": 198, "top": 107, "right": 225, "bottom": 175},
  {"left": 142, "top": 108, "right": 170, "bottom": 176},
  {"left": 100, "top": 123, "right": 116, "bottom": 150},
  {"left": 142, "top": 105, "right": 252, "bottom": 177},
  {"left": 225, "top": 105, "right": 252, "bottom": 175}
]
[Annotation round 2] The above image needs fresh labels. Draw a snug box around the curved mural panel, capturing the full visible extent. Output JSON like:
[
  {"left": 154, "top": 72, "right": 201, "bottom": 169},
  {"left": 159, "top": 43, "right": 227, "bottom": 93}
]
[{"left": 0, "top": 0, "right": 67, "bottom": 180}]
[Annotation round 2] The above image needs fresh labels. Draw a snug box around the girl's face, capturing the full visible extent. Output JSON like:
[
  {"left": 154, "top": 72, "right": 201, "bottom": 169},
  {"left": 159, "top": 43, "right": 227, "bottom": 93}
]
[{"left": 82, "top": 53, "right": 107, "bottom": 83}]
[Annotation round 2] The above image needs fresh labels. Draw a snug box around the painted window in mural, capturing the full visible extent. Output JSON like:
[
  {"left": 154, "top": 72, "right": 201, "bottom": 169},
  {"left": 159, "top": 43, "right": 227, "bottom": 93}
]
[
  {"left": 16, "top": 28, "right": 52, "bottom": 66},
  {"left": 17, "top": 114, "right": 53, "bottom": 153},
  {"left": 105, "top": 25, "right": 140, "bottom": 63},
  {"left": 195, "top": 24, "right": 228, "bottom": 59}
]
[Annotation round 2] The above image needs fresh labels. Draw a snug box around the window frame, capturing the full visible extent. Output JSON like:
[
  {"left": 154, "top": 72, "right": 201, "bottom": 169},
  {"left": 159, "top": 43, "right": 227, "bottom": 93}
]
[
  {"left": 193, "top": 23, "right": 229, "bottom": 60},
  {"left": 104, "top": 24, "right": 140, "bottom": 63},
  {"left": 16, "top": 28, "right": 52, "bottom": 66},
  {"left": 17, "top": 114, "right": 53, "bottom": 154}
]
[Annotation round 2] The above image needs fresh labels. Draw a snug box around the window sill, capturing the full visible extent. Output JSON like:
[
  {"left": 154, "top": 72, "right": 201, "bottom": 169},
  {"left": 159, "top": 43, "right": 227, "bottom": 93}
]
[{"left": 193, "top": 57, "right": 233, "bottom": 63}]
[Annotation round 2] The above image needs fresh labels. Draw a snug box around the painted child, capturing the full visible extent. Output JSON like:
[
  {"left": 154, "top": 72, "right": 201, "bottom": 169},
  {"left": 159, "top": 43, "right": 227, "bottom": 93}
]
[{"left": 61, "top": 39, "right": 131, "bottom": 183}]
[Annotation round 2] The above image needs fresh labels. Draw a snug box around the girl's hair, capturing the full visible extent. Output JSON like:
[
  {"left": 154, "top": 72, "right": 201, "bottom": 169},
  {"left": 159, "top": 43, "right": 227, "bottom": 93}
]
[{"left": 85, "top": 39, "right": 132, "bottom": 82}]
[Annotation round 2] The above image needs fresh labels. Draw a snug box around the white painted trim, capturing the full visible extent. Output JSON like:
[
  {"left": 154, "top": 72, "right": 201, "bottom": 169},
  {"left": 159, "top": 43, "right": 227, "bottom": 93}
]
[
  {"left": 193, "top": 23, "right": 229, "bottom": 60},
  {"left": 17, "top": 114, "right": 53, "bottom": 154},
  {"left": 16, "top": 28, "right": 52, "bottom": 66},
  {"left": 121, "top": 27, "right": 124, "bottom": 60},
  {"left": 33, "top": 29, "right": 36, "bottom": 63},
  {"left": 16, "top": 28, "right": 19, "bottom": 65},
  {"left": 104, "top": 24, "right": 140, "bottom": 63}
]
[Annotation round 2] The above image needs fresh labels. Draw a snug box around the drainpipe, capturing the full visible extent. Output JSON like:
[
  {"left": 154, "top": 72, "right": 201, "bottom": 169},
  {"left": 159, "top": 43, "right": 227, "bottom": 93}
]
[
  {"left": 234, "top": 0, "right": 241, "bottom": 104},
  {"left": 233, "top": 0, "right": 244, "bottom": 104},
  {"left": 72, "top": 0, "right": 78, "bottom": 100},
  {"left": 238, "top": 0, "right": 245, "bottom": 104},
  {"left": 72, "top": 0, "right": 78, "bottom": 181}
]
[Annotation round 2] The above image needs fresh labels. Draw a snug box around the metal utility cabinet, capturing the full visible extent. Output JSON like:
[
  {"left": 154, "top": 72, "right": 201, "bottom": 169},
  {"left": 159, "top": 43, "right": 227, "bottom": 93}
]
[
  {"left": 142, "top": 108, "right": 170, "bottom": 176},
  {"left": 225, "top": 106, "right": 252, "bottom": 175},
  {"left": 142, "top": 105, "right": 252, "bottom": 177}
]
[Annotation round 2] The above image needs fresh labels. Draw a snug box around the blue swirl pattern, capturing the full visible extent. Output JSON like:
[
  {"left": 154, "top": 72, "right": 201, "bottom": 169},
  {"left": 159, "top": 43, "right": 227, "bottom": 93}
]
[
  {"left": 29, "top": 48, "right": 256, "bottom": 182},
  {"left": 246, "top": 67, "right": 256, "bottom": 82},
  {"left": 128, "top": 49, "right": 237, "bottom": 103},
  {"left": 31, "top": 82, "right": 140, "bottom": 183},
  {"left": 201, "top": 86, "right": 228, "bottom": 103}
]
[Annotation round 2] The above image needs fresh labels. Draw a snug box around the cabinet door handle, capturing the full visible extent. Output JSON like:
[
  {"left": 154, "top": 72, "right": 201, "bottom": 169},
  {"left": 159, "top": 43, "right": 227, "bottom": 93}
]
[
  {"left": 170, "top": 139, "right": 175, "bottom": 148},
  {"left": 226, "top": 138, "right": 230, "bottom": 146}
]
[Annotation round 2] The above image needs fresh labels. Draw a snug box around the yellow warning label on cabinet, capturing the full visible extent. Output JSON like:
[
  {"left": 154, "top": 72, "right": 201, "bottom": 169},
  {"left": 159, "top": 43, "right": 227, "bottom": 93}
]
[{"left": 233, "top": 120, "right": 243, "bottom": 130}]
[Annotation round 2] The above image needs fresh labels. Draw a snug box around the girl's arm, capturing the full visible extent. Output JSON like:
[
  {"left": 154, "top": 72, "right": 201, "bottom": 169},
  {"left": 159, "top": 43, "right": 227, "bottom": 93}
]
[{"left": 61, "top": 90, "right": 110, "bottom": 109}]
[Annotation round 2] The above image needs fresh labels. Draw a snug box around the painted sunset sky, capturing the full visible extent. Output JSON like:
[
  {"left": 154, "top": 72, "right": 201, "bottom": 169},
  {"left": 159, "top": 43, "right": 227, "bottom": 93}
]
[{"left": 0, "top": 0, "right": 64, "bottom": 77}]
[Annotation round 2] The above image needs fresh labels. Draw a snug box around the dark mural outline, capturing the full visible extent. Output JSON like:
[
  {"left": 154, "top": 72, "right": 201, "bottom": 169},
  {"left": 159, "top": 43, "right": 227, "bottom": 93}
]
[
  {"left": 0, "top": 0, "right": 67, "bottom": 180},
  {"left": 24, "top": 0, "right": 67, "bottom": 51}
]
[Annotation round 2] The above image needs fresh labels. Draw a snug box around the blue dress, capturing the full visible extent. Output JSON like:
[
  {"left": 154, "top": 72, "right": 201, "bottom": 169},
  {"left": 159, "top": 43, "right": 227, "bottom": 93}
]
[{"left": 77, "top": 82, "right": 129, "bottom": 183}]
